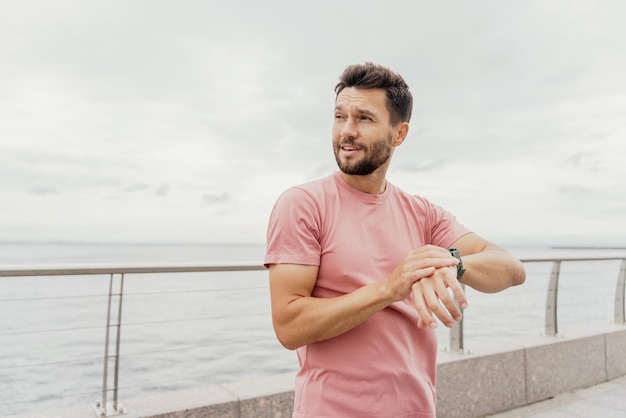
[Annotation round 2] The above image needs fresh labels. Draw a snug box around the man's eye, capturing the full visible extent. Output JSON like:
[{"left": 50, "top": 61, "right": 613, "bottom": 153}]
[
  {"left": 335, "top": 114, "right": 345, "bottom": 119},
  {"left": 360, "top": 115, "right": 372, "bottom": 121}
]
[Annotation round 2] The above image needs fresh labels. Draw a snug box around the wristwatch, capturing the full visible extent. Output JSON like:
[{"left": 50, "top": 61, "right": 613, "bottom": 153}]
[{"left": 448, "top": 248, "right": 465, "bottom": 280}]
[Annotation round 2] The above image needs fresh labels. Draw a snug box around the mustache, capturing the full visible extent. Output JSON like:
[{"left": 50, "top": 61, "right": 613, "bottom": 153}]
[{"left": 339, "top": 139, "right": 364, "bottom": 147}]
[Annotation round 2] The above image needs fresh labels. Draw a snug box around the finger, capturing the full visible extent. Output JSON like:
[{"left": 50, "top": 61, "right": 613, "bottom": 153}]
[
  {"left": 412, "top": 245, "right": 450, "bottom": 256},
  {"left": 411, "top": 283, "right": 437, "bottom": 329},
  {"left": 434, "top": 266, "right": 464, "bottom": 315},
  {"left": 411, "top": 266, "right": 436, "bottom": 282},
  {"left": 413, "top": 279, "right": 454, "bottom": 328},
  {"left": 433, "top": 277, "right": 463, "bottom": 322},
  {"left": 417, "top": 317, "right": 427, "bottom": 329},
  {"left": 410, "top": 246, "right": 457, "bottom": 261},
  {"left": 404, "top": 254, "right": 458, "bottom": 274},
  {"left": 420, "top": 277, "right": 459, "bottom": 328},
  {"left": 446, "top": 276, "right": 468, "bottom": 309}
]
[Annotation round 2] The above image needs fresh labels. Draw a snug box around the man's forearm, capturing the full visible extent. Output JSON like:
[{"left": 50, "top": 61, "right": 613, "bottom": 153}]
[
  {"left": 460, "top": 248, "right": 526, "bottom": 293},
  {"left": 273, "top": 280, "right": 395, "bottom": 350}
]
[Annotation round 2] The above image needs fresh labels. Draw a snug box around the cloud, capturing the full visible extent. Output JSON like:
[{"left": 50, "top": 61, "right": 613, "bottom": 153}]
[
  {"left": 563, "top": 153, "right": 601, "bottom": 173},
  {"left": 1, "top": 1, "right": 625, "bottom": 246},
  {"left": 26, "top": 186, "right": 59, "bottom": 196},
  {"left": 120, "top": 183, "right": 151, "bottom": 193},
  {"left": 395, "top": 159, "right": 448, "bottom": 174},
  {"left": 156, "top": 184, "right": 170, "bottom": 197},
  {"left": 557, "top": 185, "right": 590, "bottom": 198},
  {"left": 203, "top": 192, "right": 229, "bottom": 205}
]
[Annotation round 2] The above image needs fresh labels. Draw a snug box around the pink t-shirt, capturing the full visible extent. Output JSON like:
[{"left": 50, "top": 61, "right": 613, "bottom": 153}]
[{"left": 265, "top": 172, "right": 471, "bottom": 418}]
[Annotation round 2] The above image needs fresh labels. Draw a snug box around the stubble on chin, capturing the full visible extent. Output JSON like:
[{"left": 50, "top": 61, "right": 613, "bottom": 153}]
[{"left": 334, "top": 137, "right": 392, "bottom": 176}]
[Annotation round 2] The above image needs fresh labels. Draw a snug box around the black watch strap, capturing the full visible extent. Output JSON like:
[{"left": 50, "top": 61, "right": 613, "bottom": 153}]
[{"left": 448, "top": 248, "right": 465, "bottom": 280}]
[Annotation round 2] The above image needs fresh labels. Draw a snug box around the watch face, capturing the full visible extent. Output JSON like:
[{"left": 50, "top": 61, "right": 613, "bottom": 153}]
[{"left": 448, "top": 248, "right": 464, "bottom": 279}]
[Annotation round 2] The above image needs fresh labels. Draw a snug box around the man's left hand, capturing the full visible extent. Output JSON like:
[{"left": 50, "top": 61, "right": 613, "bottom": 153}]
[{"left": 410, "top": 266, "right": 467, "bottom": 329}]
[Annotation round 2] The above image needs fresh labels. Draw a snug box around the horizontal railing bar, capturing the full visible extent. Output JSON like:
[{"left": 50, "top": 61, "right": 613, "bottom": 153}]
[
  {"left": 120, "top": 342, "right": 234, "bottom": 358},
  {"left": 122, "top": 286, "right": 268, "bottom": 296},
  {"left": 22, "top": 314, "right": 266, "bottom": 334},
  {"left": 0, "top": 262, "right": 266, "bottom": 277},
  {"left": 1, "top": 355, "right": 103, "bottom": 370},
  {"left": 0, "top": 324, "right": 106, "bottom": 336},
  {"left": 0, "top": 294, "right": 113, "bottom": 302},
  {"left": 0, "top": 311, "right": 270, "bottom": 336},
  {"left": 520, "top": 256, "right": 625, "bottom": 263},
  {"left": 1, "top": 257, "right": 624, "bottom": 278},
  {"left": 0, "top": 286, "right": 268, "bottom": 303},
  {"left": 120, "top": 336, "right": 280, "bottom": 358},
  {"left": 118, "top": 311, "right": 270, "bottom": 327}
]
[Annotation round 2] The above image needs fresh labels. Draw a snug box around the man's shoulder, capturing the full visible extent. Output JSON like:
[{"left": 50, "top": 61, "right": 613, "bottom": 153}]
[
  {"left": 271, "top": 174, "right": 337, "bottom": 212},
  {"left": 388, "top": 181, "right": 433, "bottom": 207},
  {"left": 299, "top": 172, "right": 337, "bottom": 188},
  {"left": 288, "top": 173, "right": 338, "bottom": 197}
]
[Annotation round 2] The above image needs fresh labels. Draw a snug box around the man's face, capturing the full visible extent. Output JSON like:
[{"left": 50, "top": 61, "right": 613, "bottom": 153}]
[{"left": 332, "top": 87, "right": 395, "bottom": 176}]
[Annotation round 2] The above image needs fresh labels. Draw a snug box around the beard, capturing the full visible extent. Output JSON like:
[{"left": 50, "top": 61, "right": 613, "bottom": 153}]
[{"left": 334, "top": 134, "right": 393, "bottom": 175}]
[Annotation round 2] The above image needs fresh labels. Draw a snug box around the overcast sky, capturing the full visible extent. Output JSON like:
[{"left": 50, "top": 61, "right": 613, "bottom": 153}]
[{"left": 1, "top": 1, "right": 625, "bottom": 247}]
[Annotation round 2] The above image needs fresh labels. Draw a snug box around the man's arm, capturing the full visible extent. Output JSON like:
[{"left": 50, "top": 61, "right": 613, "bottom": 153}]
[
  {"left": 268, "top": 245, "right": 460, "bottom": 350},
  {"left": 410, "top": 233, "right": 526, "bottom": 329},
  {"left": 454, "top": 232, "right": 526, "bottom": 293}
]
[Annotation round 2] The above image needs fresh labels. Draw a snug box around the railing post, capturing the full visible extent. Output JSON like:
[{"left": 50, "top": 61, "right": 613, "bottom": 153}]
[
  {"left": 448, "top": 284, "right": 465, "bottom": 353},
  {"left": 93, "top": 273, "right": 127, "bottom": 417},
  {"left": 615, "top": 259, "right": 626, "bottom": 324},
  {"left": 113, "top": 273, "right": 125, "bottom": 412},
  {"left": 449, "top": 314, "right": 464, "bottom": 353},
  {"left": 545, "top": 261, "right": 561, "bottom": 336}
]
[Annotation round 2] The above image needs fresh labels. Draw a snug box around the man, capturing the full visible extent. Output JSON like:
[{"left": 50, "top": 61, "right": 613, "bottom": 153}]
[{"left": 264, "top": 62, "right": 526, "bottom": 418}]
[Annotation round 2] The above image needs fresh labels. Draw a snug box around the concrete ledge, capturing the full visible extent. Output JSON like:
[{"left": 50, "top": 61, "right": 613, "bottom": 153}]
[
  {"left": 6, "top": 374, "right": 294, "bottom": 418},
  {"left": 9, "top": 326, "right": 626, "bottom": 418},
  {"left": 525, "top": 333, "right": 606, "bottom": 403},
  {"left": 435, "top": 324, "right": 626, "bottom": 417},
  {"left": 436, "top": 349, "right": 526, "bottom": 418},
  {"left": 136, "top": 374, "right": 295, "bottom": 418},
  {"left": 221, "top": 374, "right": 294, "bottom": 418},
  {"left": 606, "top": 327, "right": 626, "bottom": 380}
]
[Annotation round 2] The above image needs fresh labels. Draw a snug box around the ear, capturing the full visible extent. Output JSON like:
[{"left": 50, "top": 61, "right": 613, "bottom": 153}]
[{"left": 392, "top": 122, "right": 409, "bottom": 147}]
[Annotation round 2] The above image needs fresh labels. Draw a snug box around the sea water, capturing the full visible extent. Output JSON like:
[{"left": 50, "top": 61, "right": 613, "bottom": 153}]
[{"left": 1, "top": 242, "right": 624, "bottom": 416}]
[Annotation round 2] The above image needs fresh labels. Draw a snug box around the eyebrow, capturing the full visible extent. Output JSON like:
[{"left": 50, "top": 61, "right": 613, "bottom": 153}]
[{"left": 334, "top": 105, "right": 378, "bottom": 118}]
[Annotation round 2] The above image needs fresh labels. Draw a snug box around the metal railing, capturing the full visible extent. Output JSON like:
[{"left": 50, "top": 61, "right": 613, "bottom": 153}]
[
  {"left": 448, "top": 256, "right": 626, "bottom": 352},
  {"left": 1, "top": 256, "right": 625, "bottom": 416},
  {"left": 1, "top": 263, "right": 265, "bottom": 417}
]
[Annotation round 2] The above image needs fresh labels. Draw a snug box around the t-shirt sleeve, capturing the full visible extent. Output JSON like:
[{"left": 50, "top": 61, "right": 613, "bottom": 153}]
[
  {"left": 427, "top": 200, "right": 472, "bottom": 249},
  {"left": 264, "top": 187, "right": 322, "bottom": 268}
]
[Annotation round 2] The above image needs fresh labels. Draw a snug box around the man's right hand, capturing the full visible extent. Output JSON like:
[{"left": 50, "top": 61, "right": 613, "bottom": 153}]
[{"left": 382, "top": 245, "right": 459, "bottom": 303}]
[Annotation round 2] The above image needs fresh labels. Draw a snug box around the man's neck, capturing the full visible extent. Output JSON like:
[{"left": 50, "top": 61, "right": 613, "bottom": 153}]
[{"left": 339, "top": 171, "right": 387, "bottom": 195}]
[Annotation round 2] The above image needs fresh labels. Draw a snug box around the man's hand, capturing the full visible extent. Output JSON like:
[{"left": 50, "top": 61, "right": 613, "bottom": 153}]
[
  {"left": 383, "top": 245, "right": 459, "bottom": 303},
  {"left": 411, "top": 265, "right": 468, "bottom": 329}
]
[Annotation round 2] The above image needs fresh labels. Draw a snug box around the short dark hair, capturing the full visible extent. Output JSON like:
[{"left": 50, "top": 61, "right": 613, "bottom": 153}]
[{"left": 335, "top": 62, "right": 413, "bottom": 125}]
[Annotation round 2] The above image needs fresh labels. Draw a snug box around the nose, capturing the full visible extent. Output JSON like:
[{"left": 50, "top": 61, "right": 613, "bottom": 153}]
[{"left": 340, "top": 116, "right": 358, "bottom": 139}]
